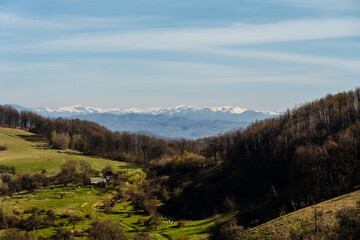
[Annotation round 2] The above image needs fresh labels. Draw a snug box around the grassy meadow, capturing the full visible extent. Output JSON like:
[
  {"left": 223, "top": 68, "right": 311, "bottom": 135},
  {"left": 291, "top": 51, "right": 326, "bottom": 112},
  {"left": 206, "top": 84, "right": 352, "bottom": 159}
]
[
  {"left": 0, "top": 127, "right": 236, "bottom": 239},
  {"left": 0, "top": 127, "right": 138, "bottom": 175}
]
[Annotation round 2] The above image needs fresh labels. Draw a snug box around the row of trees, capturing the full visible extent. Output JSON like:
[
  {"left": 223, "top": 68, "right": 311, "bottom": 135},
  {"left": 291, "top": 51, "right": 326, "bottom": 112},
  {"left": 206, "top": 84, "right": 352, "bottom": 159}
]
[{"left": 0, "top": 105, "right": 206, "bottom": 164}]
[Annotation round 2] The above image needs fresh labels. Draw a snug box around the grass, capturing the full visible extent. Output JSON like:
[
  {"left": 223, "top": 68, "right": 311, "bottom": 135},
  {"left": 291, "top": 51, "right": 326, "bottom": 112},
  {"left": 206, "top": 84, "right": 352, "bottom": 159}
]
[
  {"left": 243, "top": 189, "right": 360, "bottom": 239},
  {"left": 0, "top": 127, "right": 138, "bottom": 175},
  {"left": 0, "top": 184, "right": 235, "bottom": 239},
  {"left": 0, "top": 127, "right": 235, "bottom": 239}
]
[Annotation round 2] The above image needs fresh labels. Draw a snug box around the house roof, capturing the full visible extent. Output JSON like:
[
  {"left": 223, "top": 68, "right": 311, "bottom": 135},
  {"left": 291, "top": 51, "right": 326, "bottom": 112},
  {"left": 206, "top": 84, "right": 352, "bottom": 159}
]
[
  {"left": 90, "top": 178, "right": 106, "bottom": 184},
  {"left": 104, "top": 171, "right": 115, "bottom": 176}
]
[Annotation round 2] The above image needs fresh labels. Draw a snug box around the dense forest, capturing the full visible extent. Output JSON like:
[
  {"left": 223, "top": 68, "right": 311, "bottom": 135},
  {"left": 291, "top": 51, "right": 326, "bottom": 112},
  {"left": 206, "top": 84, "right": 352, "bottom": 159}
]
[
  {"left": 166, "top": 88, "right": 360, "bottom": 224},
  {"left": 1, "top": 88, "right": 360, "bottom": 231}
]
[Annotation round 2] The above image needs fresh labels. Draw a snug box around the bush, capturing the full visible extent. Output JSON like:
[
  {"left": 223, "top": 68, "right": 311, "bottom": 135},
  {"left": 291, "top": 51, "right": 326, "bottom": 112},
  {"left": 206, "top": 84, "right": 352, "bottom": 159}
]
[
  {"left": 142, "top": 198, "right": 158, "bottom": 215},
  {"left": 176, "top": 235, "right": 190, "bottom": 240},
  {"left": 178, "top": 220, "right": 186, "bottom": 228},
  {"left": 208, "top": 220, "right": 245, "bottom": 240},
  {"left": 137, "top": 218, "right": 149, "bottom": 225},
  {"left": 51, "top": 228, "right": 72, "bottom": 240},
  {"left": 132, "top": 232, "right": 151, "bottom": 240},
  {"left": 0, "top": 229, "right": 36, "bottom": 240},
  {"left": 0, "top": 145, "right": 7, "bottom": 151},
  {"left": 88, "top": 220, "right": 128, "bottom": 240}
]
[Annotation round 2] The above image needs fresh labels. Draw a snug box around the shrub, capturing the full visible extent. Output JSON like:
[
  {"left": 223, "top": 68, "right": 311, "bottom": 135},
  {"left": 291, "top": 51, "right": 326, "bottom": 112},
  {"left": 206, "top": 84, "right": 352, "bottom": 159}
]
[
  {"left": 142, "top": 198, "right": 158, "bottom": 215},
  {"left": 176, "top": 235, "right": 190, "bottom": 240},
  {"left": 146, "top": 214, "right": 162, "bottom": 230},
  {"left": 132, "top": 232, "right": 151, "bottom": 240},
  {"left": 88, "top": 220, "right": 128, "bottom": 240},
  {"left": 178, "top": 220, "right": 186, "bottom": 228},
  {"left": 208, "top": 220, "right": 245, "bottom": 240},
  {"left": 51, "top": 228, "right": 72, "bottom": 240},
  {"left": 0, "top": 145, "right": 7, "bottom": 151},
  {"left": 223, "top": 197, "right": 237, "bottom": 212},
  {"left": 0, "top": 229, "right": 36, "bottom": 240},
  {"left": 137, "top": 218, "right": 149, "bottom": 225}
]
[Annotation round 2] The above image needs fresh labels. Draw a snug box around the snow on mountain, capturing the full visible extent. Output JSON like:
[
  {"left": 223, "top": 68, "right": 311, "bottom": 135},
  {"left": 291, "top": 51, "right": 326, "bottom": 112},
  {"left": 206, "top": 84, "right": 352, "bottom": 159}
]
[
  {"left": 16, "top": 104, "right": 280, "bottom": 117},
  {"left": 7, "top": 104, "right": 281, "bottom": 139}
]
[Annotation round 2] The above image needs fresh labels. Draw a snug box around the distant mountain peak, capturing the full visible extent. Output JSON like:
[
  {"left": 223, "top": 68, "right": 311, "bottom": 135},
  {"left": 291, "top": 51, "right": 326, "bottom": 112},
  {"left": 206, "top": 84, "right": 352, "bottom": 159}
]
[
  {"left": 6, "top": 104, "right": 280, "bottom": 139},
  {"left": 8, "top": 104, "right": 280, "bottom": 116}
]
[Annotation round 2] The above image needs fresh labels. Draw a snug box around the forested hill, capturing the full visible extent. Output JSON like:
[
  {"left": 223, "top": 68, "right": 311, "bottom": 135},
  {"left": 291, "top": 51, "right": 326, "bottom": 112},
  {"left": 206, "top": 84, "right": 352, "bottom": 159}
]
[{"left": 165, "top": 88, "right": 360, "bottom": 224}]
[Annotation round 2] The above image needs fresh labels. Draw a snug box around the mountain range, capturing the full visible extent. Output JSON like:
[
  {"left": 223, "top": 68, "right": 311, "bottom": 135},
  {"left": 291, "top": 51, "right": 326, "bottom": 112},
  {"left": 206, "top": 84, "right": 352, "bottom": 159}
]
[{"left": 8, "top": 104, "right": 280, "bottom": 139}]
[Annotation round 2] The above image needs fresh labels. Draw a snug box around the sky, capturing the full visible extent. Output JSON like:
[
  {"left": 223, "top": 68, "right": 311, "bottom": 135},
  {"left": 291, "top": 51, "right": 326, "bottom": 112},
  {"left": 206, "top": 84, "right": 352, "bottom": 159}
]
[{"left": 1, "top": 0, "right": 359, "bottom": 111}]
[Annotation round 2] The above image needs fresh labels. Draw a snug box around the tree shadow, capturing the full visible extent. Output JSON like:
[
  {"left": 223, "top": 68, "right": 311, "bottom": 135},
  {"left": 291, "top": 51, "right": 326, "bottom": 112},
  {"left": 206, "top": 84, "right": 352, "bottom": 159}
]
[
  {"left": 16, "top": 134, "right": 51, "bottom": 150},
  {"left": 17, "top": 134, "right": 45, "bottom": 143}
]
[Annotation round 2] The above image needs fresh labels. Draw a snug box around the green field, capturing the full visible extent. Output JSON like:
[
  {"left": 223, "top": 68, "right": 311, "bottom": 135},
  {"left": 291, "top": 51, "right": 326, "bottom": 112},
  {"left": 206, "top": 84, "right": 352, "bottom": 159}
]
[
  {"left": 0, "top": 185, "right": 235, "bottom": 239},
  {"left": 0, "top": 127, "right": 235, "bottom": 239},
  {"left": 0, "top": 128, "right": 138, "bottom": 175}
]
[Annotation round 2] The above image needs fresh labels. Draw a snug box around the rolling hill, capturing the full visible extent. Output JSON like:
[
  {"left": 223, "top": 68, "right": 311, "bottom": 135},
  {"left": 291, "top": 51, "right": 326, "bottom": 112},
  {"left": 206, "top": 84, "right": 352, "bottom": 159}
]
[{"left": 0, "top": 127, "right": 137, "bottom": 175}]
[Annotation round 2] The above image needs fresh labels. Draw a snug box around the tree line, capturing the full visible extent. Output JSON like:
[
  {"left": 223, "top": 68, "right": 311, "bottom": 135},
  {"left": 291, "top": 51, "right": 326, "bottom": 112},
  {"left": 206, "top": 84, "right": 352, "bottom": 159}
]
[{"left": 0, "top": 105, "right": 205, "bottom": 165}]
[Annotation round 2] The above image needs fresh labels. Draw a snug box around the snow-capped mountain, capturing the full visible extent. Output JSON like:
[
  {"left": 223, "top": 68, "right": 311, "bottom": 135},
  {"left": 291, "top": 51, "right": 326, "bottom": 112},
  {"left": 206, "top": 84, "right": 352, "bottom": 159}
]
[
  {"left": 9, "top": 104, "right": 280, "bottom": 117},
  {"left": 8, "top": 104, "right": 280, "bottom": 139}
]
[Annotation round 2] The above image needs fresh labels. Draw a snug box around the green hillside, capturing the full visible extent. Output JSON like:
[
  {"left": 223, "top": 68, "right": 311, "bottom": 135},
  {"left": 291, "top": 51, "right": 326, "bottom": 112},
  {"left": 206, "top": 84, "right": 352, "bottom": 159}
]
[
  {"left": 0, "top": 128, "right": 137, "bottom": 175},
  {"left": 243, "top": 189, "right": 360, "bottom": 239}
]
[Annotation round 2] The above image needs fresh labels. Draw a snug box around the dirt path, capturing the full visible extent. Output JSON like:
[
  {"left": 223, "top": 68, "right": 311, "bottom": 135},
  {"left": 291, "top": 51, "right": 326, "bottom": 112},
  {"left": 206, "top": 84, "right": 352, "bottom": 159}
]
[{"left": 92, "top": 200, "right": 102, "bottom": 214}]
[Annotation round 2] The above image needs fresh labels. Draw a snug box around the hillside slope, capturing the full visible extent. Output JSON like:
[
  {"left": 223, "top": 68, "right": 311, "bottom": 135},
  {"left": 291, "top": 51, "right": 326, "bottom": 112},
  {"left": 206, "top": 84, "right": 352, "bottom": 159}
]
[
  {"left": 0, "top": 128, "right": 136, "bottom": 175},
  {"left": 244, "top": 189, "right": 360, "bottom": 239}
]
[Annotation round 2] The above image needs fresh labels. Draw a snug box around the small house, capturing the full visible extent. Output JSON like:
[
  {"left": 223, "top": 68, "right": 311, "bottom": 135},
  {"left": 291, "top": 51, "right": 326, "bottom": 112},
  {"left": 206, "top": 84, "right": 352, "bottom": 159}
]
[
  {"left": 90, "top": 177, "right": 106, "bottom": 186},
  {"left": 103, "top": 171, "right": 115, "bottom": 180}
]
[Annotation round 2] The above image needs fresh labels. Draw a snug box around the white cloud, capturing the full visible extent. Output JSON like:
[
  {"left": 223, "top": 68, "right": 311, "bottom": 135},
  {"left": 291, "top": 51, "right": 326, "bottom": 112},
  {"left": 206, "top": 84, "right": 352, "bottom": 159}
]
[
  {"left": 0, "top": 12, "right": 159, "bottom": 32},
  {"left": 203, "top": 49, "right": 360, "bottom": 70},
  {"left": 274, "top": 0, "right": 360, "bottom": 10},
  {"left": 29, "top": 18, "right": 360, "bottom": 51}
]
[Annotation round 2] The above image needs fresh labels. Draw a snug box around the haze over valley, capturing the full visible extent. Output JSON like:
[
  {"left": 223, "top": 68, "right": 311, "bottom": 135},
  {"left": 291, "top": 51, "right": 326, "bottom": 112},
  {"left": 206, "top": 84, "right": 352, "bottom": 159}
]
[{"left": 9, "top": 104, "right": 280, "bottom": 139}]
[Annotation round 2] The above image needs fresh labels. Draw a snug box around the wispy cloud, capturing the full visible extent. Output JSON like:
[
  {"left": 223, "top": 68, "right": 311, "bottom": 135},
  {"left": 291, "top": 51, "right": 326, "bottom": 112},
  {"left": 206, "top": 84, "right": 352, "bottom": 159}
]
[
  {"left": 274, "top": 0, "right": 360, "bottom": 10},
  {"left": 5, "top": 17, "right": 356, "bottom": 71},
  {"left": 0, "top": 12, "right": 160, "bottom": 33},
  {"left": 23, "top": 18, "right": 358, "bottom": 52},
  {"left": 204, "top": 49, "right": 360, "bottom": 70}
]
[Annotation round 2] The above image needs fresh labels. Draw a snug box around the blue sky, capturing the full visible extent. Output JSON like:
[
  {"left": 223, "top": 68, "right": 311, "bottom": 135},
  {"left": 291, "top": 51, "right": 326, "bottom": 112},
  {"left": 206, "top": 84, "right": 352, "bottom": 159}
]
[{"left": 1, "top": 0, "right": 359, "bottom": 111}]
